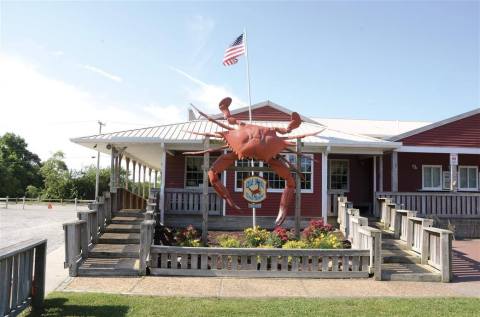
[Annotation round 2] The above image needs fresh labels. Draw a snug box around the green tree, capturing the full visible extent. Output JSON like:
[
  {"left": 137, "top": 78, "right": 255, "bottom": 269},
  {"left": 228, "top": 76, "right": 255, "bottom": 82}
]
[
  {"left": 0, "top": 133, "right": 42, "bottom": 197},
  {"left": 40, "top": 151, "right": 72, "bottom": 199},
  {"left": 70, "top": 166, "right": 111, "bottom": 200}
]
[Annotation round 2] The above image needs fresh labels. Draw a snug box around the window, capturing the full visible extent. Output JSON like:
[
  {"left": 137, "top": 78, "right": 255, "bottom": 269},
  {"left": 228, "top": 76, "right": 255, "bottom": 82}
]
[
  {"left": 459, "top": 166, "right": 478, "bottom": 191},
  {"left": 234, "top": 154, "right": 313, "bottom": 192},
  {"left": 329, "top": 160, "right": 349, "bottom": 191},
  {"left": 422, "top": 165, "right": 442, "bottom": 190},
  {"left": 235, "top": 159, "right": 261, "bottom": 190},
  {"left": 185, "top": 156, "right": 219, "bottom": 188}
]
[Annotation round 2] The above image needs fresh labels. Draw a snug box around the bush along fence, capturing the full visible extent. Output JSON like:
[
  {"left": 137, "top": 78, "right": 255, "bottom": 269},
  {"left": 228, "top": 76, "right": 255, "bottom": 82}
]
[
  {"left": 0, "top": 239, "right": 47, "bottom": 316},
  {"left": 63, "top": 193, "right": 111, "bottom": 276},
  {"left": 137, "top": 195, "right": 382, "bottom": 280},
  {"left": 377, "top": 197, "right": 453, "bottom": 282}
]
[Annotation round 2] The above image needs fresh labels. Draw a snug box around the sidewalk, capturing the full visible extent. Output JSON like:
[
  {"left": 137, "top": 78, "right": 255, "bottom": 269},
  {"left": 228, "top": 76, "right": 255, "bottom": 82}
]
[{"left": 57, "top": 275, "right": 480, "bottom": 298}]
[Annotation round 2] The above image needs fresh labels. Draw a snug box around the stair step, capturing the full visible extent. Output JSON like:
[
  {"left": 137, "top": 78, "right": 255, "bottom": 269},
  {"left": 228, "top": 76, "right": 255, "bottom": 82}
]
[
  {"left": 382, "top": 240, "right": 409, "bottom": 251},
  {"left": 383, "top": 254, "right": 421, "bottom": 264},
  {"left": 381, "top": 263, "right": 440, "bottom": 281},
  {"left": 98, "top": 232, "right": 140, "bottom": 244},
  {"left": 114, "top": 210, "right": 145, "bottom": 217},
  {"left": 111, "top": 216, "right": 144, "bottom": 224},
  {"left": 78, "top": 258, "right": 139, "bottom": 276},
  {"left": 89, "top": 244, "right": 140, "bottom": 258},
  {"left": 105, "top": 223, "right": 140, "bottom": 233}
]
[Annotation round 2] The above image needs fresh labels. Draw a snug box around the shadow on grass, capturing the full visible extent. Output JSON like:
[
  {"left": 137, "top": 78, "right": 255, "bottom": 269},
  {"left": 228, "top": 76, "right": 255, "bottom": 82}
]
[{"left": 26, "top": 297, "right": 129, "bottom": 317}]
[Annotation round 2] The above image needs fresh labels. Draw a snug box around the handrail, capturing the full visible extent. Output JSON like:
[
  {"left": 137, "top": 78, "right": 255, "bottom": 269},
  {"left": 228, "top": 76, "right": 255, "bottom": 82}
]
[{"left": 0, "top": 239, "right": 47, "bottom": 315}]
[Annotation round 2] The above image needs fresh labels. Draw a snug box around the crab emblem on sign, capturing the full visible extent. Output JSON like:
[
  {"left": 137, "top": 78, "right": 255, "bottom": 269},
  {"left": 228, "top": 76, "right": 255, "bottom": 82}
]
[{"left": 243, "top": 175, "right": 267, "bottom": 208}]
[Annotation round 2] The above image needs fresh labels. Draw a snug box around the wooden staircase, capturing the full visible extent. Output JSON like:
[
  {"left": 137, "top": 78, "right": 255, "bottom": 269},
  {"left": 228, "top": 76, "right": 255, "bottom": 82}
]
[
  {"left": 77, "top": 209, "right": 144, "bottom": 276},
  {"left": 371, "top": 220, "right": 442, "bottom": 282}
]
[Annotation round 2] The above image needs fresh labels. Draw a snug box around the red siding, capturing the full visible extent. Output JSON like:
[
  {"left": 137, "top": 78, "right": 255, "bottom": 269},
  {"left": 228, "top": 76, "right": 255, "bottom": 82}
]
[
  {"left": 225, "top": 153, "right": 322, "bottom": 217},
  {"left": 165, "top": 153, "right": 185, "bottom": 188},
  {"left": 400, "top": 113, "right": 480, "bottom": 147},
  {"left": 397, "top": 153, "right": 480, "bottom": 192},
  {"left": 235, "top": 105, "right": 293, "bottom": 121}
]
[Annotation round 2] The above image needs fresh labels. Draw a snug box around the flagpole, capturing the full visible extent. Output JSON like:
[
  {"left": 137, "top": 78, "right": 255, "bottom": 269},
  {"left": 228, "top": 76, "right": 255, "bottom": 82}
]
[{"left": 244, "top": 27, "right": 256, "bottom": 227}]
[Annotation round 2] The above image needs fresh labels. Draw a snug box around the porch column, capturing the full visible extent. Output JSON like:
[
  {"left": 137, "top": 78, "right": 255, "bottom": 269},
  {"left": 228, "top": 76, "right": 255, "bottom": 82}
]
[
  {"left": 109, "top": 146, "right": 117, "bottom": 193},
  {"left": 321, "top": 151, "right": 328, "bottom": 223},
  {"left": 142, "top": 165, "right": 146, "bottom": 198},
  {"left": 137, "top": 164, "right": 142, "bottom": 196},
  {"left": 159, "top": 145, "right": 166, "bottom": 224},
  {"left": 379, "top": 155, "right": 384, "bottom": 192},
  {"left": 295, "top": 139, "right": 302, "bottom": 238},
  {"left": 148, "top": 168, "right": 152, "bottom": 196},
  {"left": 125, "top": 157, "right": 130, "bottom": 190},
  {"left": 117, "top": 153, "right": 123, "bottom": 188},
  {"left": 132, "top": 161, "right": 137, "bottom": 194},
  {"left": 201, "top": 137, "right": 210, "bottom": 244},
  {"left": 154, "top": 170, "right": 158, "bottom": 188},
  {"left": 373, "top": 156, "right": 377, "bottom": 215},
  {"left": 391, "top": 151, "right": 398, "bottom": 192},
  {"left": 450, "top": 153, "right": 458, "bottom": 192}
]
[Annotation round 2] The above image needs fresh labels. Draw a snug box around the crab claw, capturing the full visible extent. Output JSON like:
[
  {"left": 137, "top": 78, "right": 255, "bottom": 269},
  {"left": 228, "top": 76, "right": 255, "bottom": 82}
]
[{"left": 287, "top": 112, "right": 302, "bottom": 132}]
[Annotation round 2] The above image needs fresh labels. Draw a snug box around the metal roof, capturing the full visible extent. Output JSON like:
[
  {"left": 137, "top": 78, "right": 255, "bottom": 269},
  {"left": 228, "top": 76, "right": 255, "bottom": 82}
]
[{"left": 71, "top": 119, "right": 397, "bottom": 147}]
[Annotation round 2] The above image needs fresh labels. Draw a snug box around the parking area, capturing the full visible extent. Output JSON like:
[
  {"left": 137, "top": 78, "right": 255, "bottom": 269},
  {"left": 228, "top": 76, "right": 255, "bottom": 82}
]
[{"left": 0, "top": 203, "right": 86, "bottom": 253}]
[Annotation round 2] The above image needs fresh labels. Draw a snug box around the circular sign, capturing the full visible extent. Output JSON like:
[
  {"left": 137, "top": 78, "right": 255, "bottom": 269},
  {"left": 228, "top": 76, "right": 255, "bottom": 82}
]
[{"left": 243, "top": 176, "right": 267, "bottom": 203}]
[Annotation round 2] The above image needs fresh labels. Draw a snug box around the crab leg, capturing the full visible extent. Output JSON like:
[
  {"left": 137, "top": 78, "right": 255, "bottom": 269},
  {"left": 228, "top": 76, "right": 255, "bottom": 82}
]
[
  {"left": 209, "top": 152, "right": 241, "bottom": 210},
  {"left": 182, "top": 130, "right": 223, "bottom": 138},
  {"left": 267, "top": 158, "right": 296, "bottom": 226},
  {"left": 190, "top": 104, "right": 234, "bottom": 130},
  {"left": 282, "top": 129, "right": 325, "bottom": 140},
  {"left": 183, "top": 145, "right": 229, "bottom": 155}
]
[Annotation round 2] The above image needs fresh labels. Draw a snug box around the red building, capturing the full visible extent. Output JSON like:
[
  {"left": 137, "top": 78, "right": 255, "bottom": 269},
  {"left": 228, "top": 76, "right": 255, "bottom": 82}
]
[{"left": 72, "top": 103, "right": 480, "bottom": 230}]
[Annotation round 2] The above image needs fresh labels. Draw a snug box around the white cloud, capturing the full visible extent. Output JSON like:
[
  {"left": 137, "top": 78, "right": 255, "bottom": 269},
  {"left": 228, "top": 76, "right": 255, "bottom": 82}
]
[
  {"left": 0, "top": 54, "right": 183, "bottom": 169},
  {"left": 52, "top": 50, "right": 64, "bottom": 57},
  {"left": 169, "top": 66, "right": 246, "bottom": 112},
  {"left": 81, "top": 64, "right": 123, "bottom": 83}
]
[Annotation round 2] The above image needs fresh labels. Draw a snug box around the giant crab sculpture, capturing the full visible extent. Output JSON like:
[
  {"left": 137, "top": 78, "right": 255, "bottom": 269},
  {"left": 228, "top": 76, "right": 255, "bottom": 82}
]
[{"left": 184, "top": 97, "right": 323, "bottom": 226}]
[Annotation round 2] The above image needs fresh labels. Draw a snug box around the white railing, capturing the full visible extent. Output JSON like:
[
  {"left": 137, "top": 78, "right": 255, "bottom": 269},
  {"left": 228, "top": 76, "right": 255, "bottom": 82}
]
[
  {"left": 328, "top": 191, "right": 347, "bottom": 215},
  {"left": 149, "top": 246, "right": 370, "bottom": 278},
  {"left": 164, "top": 188, "right": 222, "bottom": 215},
  {"left": 336, "top": 197, "right": 382, "bottom": 280},
  {"left": 0, "top": 239, "right": 47, "bottom": 316},
  {"left": 422, "top": 227, "right": 452, "bottom": 282},
  {"left": 376, "top": 191, "right": 480, "bottom": 217}
]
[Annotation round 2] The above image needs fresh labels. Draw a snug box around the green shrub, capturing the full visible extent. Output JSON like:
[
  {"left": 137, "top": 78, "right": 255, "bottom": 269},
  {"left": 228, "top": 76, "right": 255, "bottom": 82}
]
[
  {"left": 307, "top": 233, "right": 342, "bottom": 249},
  {"left": 217, "top": 235, "right": 241, "bottom": 248},
  {"left": 175, "top": 225, "right": 202, "bottom": 247},
  {"left": 282, "top": 240, "right": 308, "bottom": 249},
  {"left": 265, "top": 232, "right": 283, "bottom": 248},
  {"left": 243, "top": 226, "right": 270, "bottom": 247}
]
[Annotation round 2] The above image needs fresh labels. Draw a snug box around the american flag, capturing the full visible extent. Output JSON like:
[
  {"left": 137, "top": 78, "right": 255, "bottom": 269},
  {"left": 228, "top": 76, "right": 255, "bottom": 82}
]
[{"left": 223, "top": 34, "right": 245, "bottom": 66}]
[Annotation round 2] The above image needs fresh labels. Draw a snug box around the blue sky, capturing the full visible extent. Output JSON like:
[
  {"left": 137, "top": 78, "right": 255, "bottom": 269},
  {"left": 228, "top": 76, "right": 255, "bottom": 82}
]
[{"left": 0, "top": 1, "right": 478, "bottom": 167}]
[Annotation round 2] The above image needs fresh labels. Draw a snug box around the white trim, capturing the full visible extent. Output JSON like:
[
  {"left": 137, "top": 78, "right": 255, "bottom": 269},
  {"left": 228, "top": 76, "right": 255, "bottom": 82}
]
[
  {"left": 321, "top": 151, "right": 328, "bottom": 222},
  {"left": 422, "top": 165, "right": 443, "bottom": 190},
  {"left": 233, "top": 154, "right": 314, "bottom": 194},
  {"left": 328, "top": 159, "right": 350, "bottom": 192},
  {"left": 390, "top": 108, "right": 480, "bottom": 141},
  {"left": 458, "top": 165, "right": 479, "bottom": 191},
  {"left": 396, "top": 146, "right": 480, "bottom": 154},
  {"left": 159, "top": 144, "right": 166, "bottom": 224}
]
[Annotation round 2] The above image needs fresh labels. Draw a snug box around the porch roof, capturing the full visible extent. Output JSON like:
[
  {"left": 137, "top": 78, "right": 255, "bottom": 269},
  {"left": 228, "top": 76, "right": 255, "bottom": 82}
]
[
  {"left": 71, "top": 119, "right": 400, "bottom": 169},
  {"left": 71, "top": 119, "right": 399, "bottom": 148}
]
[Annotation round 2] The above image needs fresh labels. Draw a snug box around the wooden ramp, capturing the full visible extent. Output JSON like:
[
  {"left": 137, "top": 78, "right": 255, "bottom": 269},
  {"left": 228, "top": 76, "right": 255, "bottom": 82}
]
[{"left": 77, "top": 209, "right": 144, "bottom": 276}]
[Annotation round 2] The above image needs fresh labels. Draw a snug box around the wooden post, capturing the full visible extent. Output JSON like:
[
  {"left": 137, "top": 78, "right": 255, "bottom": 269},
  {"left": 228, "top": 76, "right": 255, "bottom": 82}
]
[
  {"left": 143, "top": 165, "right": 147, "bottom": 198},
  {"left": 440, "top": 231, "right": 453, "bottom": 282},
  {"left": 373, "top": 156, "right": 377, "bottom": 215},
  {"left": 139, "top": 220, "right": 155, "bottom": 276},
  {"left": 109, "top": 146, "right": 116, "bottom": 193},
  {"left": 22, "top": 196, "right": 26, "bottom": 210},
  {"left": 138, "top": 164, "right": 142, "bottom": 196},
  {"left": 125, "top": 157, "right": 130, "bottom": 190},
  {"left": 295, "top": 139, "right": 302, "bottom": 238},
  {"left": 201, "top": 137, "right": 210, "bottom": 244},
  {"left": 379, "top": 155, "right": 383, "bottom": 192},
  {"left": 32, "top": 241, "right": 47, "bottom": 311},
  {"left": 148, "top": 168, "right": 152, "bottom": 196},
  {"left": 117, "top": 153, "right": 123, "bottom": 188},
  {"left": 154, "top": 170, "right": 158, "bottom": 188},
  {"left": 372, "top": 229, "right": 382, "bottom": 280},
  {"left": 321, "top": 151, "right": 328, "bottom": 223},
  {"left": 160, "top": 145, "right": 166, "bottom": 224},
  {"left": 391, "top": 151, "right": 398, "bottom": 192}
]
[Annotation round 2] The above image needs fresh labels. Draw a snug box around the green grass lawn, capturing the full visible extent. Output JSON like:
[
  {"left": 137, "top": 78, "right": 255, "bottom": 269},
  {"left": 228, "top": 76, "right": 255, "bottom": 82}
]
[{"left": 24, "top": 292, "right": 480, "bottom": 317}]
